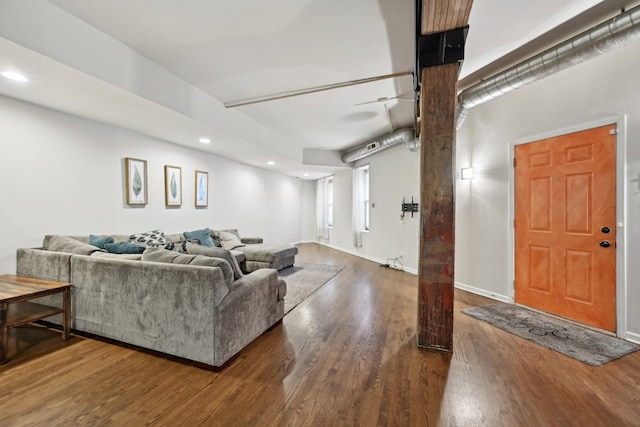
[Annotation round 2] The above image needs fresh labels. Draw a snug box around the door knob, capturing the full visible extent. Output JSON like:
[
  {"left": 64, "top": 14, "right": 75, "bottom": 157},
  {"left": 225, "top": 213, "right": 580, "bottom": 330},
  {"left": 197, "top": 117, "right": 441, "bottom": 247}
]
[
  {"left": 601, "top": 226, "right": 611, "bottom": 234},
  {"left": 600, "top": 240, "right": 611, "bottom": 248}
]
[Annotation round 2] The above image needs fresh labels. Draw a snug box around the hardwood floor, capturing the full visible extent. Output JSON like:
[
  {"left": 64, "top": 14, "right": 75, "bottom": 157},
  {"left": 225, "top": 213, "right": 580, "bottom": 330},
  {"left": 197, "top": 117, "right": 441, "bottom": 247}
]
[{"left": 1, "top": 243, "right": 639, "bottom": 426}]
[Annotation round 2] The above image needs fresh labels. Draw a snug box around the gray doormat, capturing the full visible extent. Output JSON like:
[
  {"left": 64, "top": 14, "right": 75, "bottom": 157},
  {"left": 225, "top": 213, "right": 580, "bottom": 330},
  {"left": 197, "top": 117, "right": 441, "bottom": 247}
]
[
  {"left": 462, "top": 303, "right": 640, "bottom": 366},
  {"left": 279, "top": 263, "right": 344, "bottom": 314}
]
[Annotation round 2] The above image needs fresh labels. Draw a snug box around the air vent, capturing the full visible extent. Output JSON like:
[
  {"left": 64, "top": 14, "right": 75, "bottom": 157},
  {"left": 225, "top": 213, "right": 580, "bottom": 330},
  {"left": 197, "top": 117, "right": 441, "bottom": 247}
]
[
  {"left": 366, "top": 141, "right": 380, "bottom": 151},
  {"left": 341, "top": 127, "right": 415, "bottom": 163}
]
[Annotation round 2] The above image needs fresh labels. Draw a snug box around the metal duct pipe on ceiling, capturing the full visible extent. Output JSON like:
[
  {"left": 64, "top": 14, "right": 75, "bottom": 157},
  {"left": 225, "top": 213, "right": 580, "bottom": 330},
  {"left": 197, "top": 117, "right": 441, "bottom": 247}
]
[
  {"left": 341, "top": 127, "right": 415, "bottom": 163},
  {"left": 457, "top": 4, "right": 640, "bottom": 128}
]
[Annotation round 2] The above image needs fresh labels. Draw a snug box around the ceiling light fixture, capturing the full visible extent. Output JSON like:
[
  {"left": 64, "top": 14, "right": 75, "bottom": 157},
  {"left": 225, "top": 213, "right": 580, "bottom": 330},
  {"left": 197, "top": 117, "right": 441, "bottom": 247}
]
[
  {"left": 303, "top": 173, "right": 309, "bottom": 177},
  {"left": 267, "top": 161, "right": 275, "bottom": 166},
  {"left": 1, "top": 71, "right": 28, "bottom": 82},
  {"left": 199, "top": 138, "right": 211, "bottom": 144}
]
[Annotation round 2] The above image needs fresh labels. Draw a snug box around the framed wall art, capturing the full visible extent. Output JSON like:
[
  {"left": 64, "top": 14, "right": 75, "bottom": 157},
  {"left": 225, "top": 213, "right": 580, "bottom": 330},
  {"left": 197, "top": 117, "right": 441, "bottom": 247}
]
[
  {"left": 195, "top": 170, "right": 208, "bottom": 207},
  {"left": 164, "top": 165, "right": 182, "bottom": 206},
  {"left": 125, "top": 157, "right": 148, "bottom": 205}
]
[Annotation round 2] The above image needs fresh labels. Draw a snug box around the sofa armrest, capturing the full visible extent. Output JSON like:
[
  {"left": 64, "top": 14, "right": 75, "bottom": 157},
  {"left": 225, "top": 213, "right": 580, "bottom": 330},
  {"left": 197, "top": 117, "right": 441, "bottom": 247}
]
[
  {"left": 240, "top": 237, "right": 263, "bottom": 244},
  {"left": 17, "top": 248, "right": 72, "bottom": 283},
  {"left": 225, "top": 268, "right": 278, "bottom": 301}
]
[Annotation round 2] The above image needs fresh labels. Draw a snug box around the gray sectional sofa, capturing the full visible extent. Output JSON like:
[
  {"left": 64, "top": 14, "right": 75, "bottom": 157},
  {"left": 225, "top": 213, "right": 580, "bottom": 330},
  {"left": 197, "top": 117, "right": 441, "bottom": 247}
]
[{"left": 15, "top": 229, "right": 295, "bottom": 367}]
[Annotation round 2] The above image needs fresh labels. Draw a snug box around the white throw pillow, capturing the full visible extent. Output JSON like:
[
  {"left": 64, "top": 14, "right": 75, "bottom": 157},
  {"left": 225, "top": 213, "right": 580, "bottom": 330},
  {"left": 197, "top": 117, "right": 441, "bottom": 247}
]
[{"left": 216, "top": 230, "right": 246, "bottom": 250}]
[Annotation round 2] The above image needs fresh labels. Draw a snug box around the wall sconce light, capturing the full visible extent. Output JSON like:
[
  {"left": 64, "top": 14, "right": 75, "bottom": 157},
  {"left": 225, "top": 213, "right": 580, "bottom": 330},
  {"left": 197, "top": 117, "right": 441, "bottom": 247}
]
[{"left": 461, "top": 167, "right": 474, "bottom": 180}]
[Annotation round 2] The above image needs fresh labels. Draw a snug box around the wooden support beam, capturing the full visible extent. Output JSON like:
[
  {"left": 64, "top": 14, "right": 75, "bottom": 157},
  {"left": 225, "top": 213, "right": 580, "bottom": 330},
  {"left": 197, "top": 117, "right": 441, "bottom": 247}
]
[
  {"left": 421, "top": 0, "right": 473, "bottom": 34},
  {"left": 417, "top": 63, "right": 458, "bottom": 351}
]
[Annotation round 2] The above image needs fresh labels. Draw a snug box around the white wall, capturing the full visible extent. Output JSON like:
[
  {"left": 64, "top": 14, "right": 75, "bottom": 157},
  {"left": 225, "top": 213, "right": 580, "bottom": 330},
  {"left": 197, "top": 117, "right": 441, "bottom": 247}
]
[
  {"left": 311, "top": 143, "right": 421, "bottom": 272},
  {"left": 0, "top": 94, "right": 301, "bottom": 273},
  {"left": 299, "top": 180, "right": 316, "bottom": 242},
  {"left": 456, "top": 39, "right": 640, "bottom": 341}
]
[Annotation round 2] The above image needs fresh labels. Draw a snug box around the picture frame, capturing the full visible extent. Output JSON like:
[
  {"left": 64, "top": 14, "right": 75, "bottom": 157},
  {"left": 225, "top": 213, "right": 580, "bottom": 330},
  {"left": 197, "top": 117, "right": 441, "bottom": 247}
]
[
  {"left": 195, "top": 170, "right": 208, "bottom": 207},
  {"left": 125, "top": 157, "right": 148, "bottom": 205},
  {"left": 164, "top": 165, "right": 182, "bottom": 206}
]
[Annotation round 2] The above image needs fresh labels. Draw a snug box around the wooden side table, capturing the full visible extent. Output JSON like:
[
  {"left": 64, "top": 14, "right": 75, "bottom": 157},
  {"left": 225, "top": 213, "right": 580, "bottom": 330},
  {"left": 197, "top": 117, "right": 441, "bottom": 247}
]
[{"left": 0, "top": 274, "right": 72, "bottom": 364}]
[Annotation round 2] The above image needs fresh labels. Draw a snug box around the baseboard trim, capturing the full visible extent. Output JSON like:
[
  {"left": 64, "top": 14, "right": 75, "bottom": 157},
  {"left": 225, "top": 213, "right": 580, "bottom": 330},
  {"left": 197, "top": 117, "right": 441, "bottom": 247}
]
[
  {"left": 315, "top": 243, "right": 514, "bottom": 292},
  {"left": 317, "top": 242, "right": 418, "bottom": 275},
  {"left": 623, "top": 331, "right": 640, "bottom": 344},
  {"left": 454, "top": 281, "right": 512, "bottom": 303}
]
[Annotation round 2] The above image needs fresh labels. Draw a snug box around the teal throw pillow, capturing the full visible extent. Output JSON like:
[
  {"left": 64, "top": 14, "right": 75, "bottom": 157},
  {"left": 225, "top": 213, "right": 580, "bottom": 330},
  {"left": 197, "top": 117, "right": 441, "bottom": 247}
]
[
  {"left": 89, "top": 234, "right": 114, "bottom": 249},
  {"left": 104, "top": 242, "right": 146, "bottom": 254},
  {"left": 184, "top": 228, "right": 216, "bottom": 247}
]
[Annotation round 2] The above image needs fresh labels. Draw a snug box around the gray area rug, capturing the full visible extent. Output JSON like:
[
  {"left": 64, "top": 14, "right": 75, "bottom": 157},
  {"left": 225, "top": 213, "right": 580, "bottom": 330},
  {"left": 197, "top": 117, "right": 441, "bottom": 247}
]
[
  {"left": 279, "top": 263, "right": 344, "bottom": 314},
  {"left": 463, "top": 303, "right": 640, "bottom": 366}
]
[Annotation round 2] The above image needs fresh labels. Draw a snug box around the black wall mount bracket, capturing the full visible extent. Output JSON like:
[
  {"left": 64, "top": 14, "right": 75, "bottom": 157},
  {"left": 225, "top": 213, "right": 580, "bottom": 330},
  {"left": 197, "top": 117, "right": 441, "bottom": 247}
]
[
  {"left": 415, "top": 26, "right": 468, "bottom": 89},
  {"left": 401, "top": 197, "right": 419, "bottom": 219}
]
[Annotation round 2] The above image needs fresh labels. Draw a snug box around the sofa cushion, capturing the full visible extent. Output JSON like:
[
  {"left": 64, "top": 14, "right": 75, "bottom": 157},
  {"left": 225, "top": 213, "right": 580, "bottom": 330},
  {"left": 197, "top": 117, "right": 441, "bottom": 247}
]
[
  {"left": 104, "top": 242, "right": 146, "bottom": 254},
  {"left": 212, "top": 230, "right": 246, "bottom": 250},
  {"left": 184, "top": 228, "right": 217, "bottom": 247},
  {"left": 142, "top": 247, "right": 233, "bottom": 293},
  {"left": 241, "top": 243, "right": 298, "bottom": 263},
  {"left": 245, "top": 256, "right": 295, "bottom": 273},
  {"left": 240, "top": 237, "right": 263, "bottom": 244},
  {"left": 89, "top": 234, "right": 114, "bottom": 249},
  {"left": 230, "top": 249, "right": 245, "bottom": 263},
  {"left": 185, "top": 242, "right": 244, "bottom": 281},
  {"left": 90, "top": 252, "right": 143, "bottom": 260},
  {"left": 44, "top": 235, "right": 106, "bottom": 256},
  {"left": 130, "top": 230, "right": 166, "bottom": 246}
]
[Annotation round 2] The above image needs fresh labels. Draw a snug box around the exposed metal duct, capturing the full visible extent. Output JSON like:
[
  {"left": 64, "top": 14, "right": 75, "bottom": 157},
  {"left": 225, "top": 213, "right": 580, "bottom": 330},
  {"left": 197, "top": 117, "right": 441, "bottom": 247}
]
[
  {"left": 457, "top": 4, "right": 640, "bottom": 128},
  {"left": 405, "top": 136, "right": 421, "bottom": 152},
  {"left": 341, "top": 127, "right": 415, "bottom": 163}
]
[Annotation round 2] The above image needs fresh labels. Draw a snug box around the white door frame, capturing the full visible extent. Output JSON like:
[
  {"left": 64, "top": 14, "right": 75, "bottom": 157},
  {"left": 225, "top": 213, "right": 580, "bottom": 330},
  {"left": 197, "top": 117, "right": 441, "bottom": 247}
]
[{"left": 507, "top": 115, "right": 627, "bottom": 338}]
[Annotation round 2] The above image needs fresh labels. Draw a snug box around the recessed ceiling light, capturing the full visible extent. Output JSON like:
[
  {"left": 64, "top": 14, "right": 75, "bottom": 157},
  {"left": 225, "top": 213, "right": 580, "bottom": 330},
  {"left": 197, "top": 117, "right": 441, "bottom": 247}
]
[
  {"left": 199, "top": 138, "right": 211, "bottom": 144},
  {"left": 267, "top": 161, "right": 275, "bottom": 166},
  {"left": 1, "top": 71, "right": 28, "bottom": 82},
  {"left": 303, "top": 173, "right": 309, "bottom": 177}
]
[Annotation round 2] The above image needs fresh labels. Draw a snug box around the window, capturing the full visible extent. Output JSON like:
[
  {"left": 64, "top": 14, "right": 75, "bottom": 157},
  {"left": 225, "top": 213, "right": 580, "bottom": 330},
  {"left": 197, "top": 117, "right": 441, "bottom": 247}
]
[
  {"left": 316, "top": 175, "right": 334, "bottom": 241},
  {"left": 353, "top": 165, "right": 370, "bottom": 234},
  {"left": 327, "top": 176, "right": 334, "bottom": 227},
  {"left": 362, "top": 166, "right": 369, "bottom": 230}
]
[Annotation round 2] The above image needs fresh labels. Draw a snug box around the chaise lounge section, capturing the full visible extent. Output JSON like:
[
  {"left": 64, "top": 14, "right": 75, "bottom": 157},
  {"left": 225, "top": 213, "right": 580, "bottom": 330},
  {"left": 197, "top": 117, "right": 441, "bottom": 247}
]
[{"left": 208, "top": 229, "right": 298, "bottom": 272}]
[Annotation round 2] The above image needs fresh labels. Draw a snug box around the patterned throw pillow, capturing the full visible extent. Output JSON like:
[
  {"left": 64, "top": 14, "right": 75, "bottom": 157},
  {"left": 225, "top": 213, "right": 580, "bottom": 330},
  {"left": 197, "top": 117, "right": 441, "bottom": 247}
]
[
  {"left": 129, "top": 230, "right": 166, "bottom": 246},
  {"left": 159, "top": 240, "right": 192, "bottom": 253}
]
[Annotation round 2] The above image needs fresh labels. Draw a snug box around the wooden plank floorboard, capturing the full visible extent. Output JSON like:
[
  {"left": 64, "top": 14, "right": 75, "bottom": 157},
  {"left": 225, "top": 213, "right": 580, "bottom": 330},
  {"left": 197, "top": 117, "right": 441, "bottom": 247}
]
[{"left": 0, "top": 243, "right": 639, "bottom": 426}]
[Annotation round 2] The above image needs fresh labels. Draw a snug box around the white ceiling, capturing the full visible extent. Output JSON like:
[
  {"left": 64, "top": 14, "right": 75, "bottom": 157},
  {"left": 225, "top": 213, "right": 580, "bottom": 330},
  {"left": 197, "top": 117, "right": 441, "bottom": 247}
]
[{"left": 0, "top": 0, "right": 636, "bottom": 179}]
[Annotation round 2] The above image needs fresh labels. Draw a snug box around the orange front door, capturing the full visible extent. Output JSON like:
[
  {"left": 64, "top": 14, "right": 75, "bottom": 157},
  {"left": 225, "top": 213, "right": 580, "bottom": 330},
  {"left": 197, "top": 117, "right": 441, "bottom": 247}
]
[{"left": 514, "top": 124, "right": 617, "bottom": 332}]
